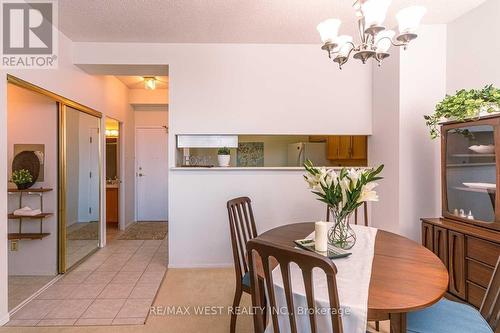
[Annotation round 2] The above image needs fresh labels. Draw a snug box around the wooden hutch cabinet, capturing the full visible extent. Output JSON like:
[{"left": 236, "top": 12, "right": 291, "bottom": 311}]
[{"left": 421, "top": 115, "right": 500, "bottom": 307}]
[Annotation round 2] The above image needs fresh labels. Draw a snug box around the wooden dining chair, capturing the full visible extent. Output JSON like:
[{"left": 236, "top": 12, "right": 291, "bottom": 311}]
[
  {"left": 246, "top": 238, "right": 344, "bottom": 333},
  {"left": 407, "top": 256, "right": 500, "bottom": 333},
  {"left": 227, "top": 197, "right": 261, "bottom": 333},
  {"left": 326, "top": 202, "right": 368, "bottom": 226}
]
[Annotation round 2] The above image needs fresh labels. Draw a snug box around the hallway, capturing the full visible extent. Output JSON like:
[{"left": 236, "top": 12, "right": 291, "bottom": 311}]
[{"left": 6, "top": 234, "right": 167, "bottom": 327}]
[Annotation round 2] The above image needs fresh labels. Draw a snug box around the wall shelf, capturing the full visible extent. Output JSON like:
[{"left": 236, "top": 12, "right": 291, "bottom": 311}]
[
  {"left": 8, "top": 233, "right": 50, "bottom": 240},
  {"left": 8, "top": 213, "right": 53, "bottom": 219},
  {"left": 8, "top": 188, "right": 53, "bottom": 193},
  {"left": 8, "top": 188, "right": 52, "bottom": 242}
]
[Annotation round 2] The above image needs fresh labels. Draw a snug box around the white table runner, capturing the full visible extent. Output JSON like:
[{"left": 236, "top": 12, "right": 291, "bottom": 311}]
[{"left": 264, "top": 224, "right": 378, "bottom": 333}]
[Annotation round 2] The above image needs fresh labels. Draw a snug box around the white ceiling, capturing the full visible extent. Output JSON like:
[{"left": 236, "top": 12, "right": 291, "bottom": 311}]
[
  {"left": 116, "top": 76, "right": 168, "bottom": 89},
  {"left": 59, "top": 0, "right": 487, "bottom": 43}
]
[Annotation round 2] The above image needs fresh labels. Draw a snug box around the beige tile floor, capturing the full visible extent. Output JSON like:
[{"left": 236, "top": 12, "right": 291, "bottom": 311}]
[
  {"left": 5, "top": 238, "right": 167, "bottom": 327},
  {"left": 8, "top": 276, "right": 56, "bottom": 311},
  {"left": 1, "top": 268, "right": 390, "bottom": 332}
]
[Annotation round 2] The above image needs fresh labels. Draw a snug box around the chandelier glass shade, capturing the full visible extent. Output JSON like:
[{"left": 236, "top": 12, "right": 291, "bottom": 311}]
[{"left": 317, "top": 0, "right": 426, "bottom": 69}]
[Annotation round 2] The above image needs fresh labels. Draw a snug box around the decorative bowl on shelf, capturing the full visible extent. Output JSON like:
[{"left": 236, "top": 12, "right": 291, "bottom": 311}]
[{"left": 468, "top": 145, "right": 495, "bottom": 154}]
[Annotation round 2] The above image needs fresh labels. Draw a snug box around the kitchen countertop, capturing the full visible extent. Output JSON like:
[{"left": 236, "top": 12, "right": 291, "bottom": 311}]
[{"left": 171, "top": 166, "right": 371, "bottom": 171}]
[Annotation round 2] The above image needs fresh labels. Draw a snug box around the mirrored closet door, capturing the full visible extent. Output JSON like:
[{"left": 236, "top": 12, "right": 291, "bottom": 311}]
[{"left": 60, "top": 105, "right": 101, "bottom": 272}]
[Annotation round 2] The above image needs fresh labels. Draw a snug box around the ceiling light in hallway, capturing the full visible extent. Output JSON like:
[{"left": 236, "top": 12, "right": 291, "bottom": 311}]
[{"left": 144, "top": 77, "right": 157, "bottom": 90}]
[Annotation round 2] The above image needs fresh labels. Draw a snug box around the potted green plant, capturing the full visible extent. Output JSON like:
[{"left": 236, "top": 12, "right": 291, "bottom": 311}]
[
  {"left": 217, "top": 147, "right": 231, "bottom": 167},
  {"left": 425, "top": 85, "right": 500, "bottom": 139},
  {"left": 11, "top": 169, "right": 34, "bottom": 190}
]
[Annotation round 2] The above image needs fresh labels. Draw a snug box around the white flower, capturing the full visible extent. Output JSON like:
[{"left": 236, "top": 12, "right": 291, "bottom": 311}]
[
  {"left": 358, "top": 182, "right": 379, "bottom": 203},
  {"left": 347, "top": 168, "right": 360, "bottom": 188}
]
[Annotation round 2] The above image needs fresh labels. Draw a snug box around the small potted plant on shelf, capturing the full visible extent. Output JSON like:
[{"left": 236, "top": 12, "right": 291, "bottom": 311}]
[
  {"left": 217, "top": 147, "right": 231, "bottom": 167},
  {"left": 11, "top": 169, "right": 34, "bottom": 190},
  {"left": 425, "top": 85, "right": 500, "bottom": 139}
]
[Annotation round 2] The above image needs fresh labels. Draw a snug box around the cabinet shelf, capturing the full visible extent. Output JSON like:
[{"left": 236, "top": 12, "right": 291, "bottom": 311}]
[
  {"left": 450, "top": 154, "right": 495, "bottom": 158},
  {"left": 8, "top": 213, "right": 53, "bottom": 219},
  {"left": 447, "top": 163, "right": 496, "bottom": 167},
  {"left": 8, "top": 233, "right": 50, "bottom": 240},
  {"left": 452, "top": 187, "right": 496, "bottom": 194}
]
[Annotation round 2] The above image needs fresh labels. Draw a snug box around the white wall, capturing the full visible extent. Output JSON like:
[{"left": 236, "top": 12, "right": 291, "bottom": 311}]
[
  {"left": 370, "top": 25, "right": 446, "bottom": 240},
  {"left": 7, "top": 85, "right": 58, "bottom": 276},
  {"left": 0, "top": 31, "right": 135, "bottom": 322},
  {"left": 73, "top": 42, "right": 373, "bottom": 267},
  {"left": 447, "top": 0, "right": 500, "bottom": 93}
]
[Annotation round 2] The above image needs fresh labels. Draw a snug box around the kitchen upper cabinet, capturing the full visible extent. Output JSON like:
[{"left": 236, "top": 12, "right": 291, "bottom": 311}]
[
  {"left": 328, "top": 136, "right": 351, "bottom": 160},
  {"left": 326, "top": 135, "right": 368, "bottom": 166},
  {"left": 351, "top": 136, "right": 367, "bottom": 160}
]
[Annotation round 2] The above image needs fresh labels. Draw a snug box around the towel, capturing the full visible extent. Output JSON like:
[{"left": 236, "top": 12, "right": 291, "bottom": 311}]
[{"left": 13, "top": 206, "right": 42, "bottom": 216}]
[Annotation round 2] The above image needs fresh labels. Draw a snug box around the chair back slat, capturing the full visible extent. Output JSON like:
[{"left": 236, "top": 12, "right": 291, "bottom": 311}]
[
  {"left": 327, "top": 276, "right": 343, "bottom": 333},
  {"left": 302, "top": 269, "right": 318, "bottom": 333},
  {"left": 227, "top": 197, "right": 258, "bottom": 281},
  {"left": 280, "top": 263, "right": 298, "bottom": 333},
  {"left": 247, "top": 238, "right": 343, "bottom": 333},
  {"left": 326, "top": 202, "right": 368, "bottom": 226},
  {"left": 236, "top": 204, "right": 250, "bottom": 246},
  {"left": 481, "top": 257, "right": 500, "bottom": 331}
]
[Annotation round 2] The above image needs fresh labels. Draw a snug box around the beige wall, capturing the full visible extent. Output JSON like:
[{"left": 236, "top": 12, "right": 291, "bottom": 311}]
[{"left": 134, "top": 109, "right": 168, "bottom": 127}]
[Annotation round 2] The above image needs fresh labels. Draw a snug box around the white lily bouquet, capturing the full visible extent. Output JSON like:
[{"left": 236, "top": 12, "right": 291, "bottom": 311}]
[{"left": 304, "top": 160, "right": 384, "bottom": 249}]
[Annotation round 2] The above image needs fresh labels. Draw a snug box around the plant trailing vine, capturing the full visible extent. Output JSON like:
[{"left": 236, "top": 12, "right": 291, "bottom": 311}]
[{"left": 424, "top": 85, "right": 500, "bottom": 139}]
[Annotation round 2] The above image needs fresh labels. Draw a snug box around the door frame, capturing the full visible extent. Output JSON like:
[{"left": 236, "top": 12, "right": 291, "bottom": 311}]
[
  {"left": 103, "top": 117, "right": 125, "bottom": 234},
  {"left": 134, "top": 126, "right": 169, "bottom": 222}
]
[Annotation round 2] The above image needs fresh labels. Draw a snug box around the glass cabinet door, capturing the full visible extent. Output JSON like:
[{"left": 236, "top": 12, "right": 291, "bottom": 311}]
[{"left": 446, "top": 125, "right": 496, "bottom": 222}]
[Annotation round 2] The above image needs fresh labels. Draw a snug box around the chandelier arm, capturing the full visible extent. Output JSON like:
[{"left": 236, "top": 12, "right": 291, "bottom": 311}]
[{"left": 376, "top": 36, "right": 408, "bottom": 48}]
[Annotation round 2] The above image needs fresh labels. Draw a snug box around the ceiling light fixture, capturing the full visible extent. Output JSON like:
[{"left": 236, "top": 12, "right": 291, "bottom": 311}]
[
  {"left": 144, "top": 77, "right": 157, "bottom": 90},
  {"left": 317, "top": 0, "right": 426, "bottom": 69},
  {"left": 105, "top": 129, "right": 119, "bottom": 137}
]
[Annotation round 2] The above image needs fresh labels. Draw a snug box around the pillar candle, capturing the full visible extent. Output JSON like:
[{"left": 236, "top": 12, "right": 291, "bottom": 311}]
[{"left": 315, "top": 221, "right": 328, "bottom": 252}]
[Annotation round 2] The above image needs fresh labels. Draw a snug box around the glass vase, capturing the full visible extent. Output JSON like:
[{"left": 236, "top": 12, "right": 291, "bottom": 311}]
[{"left": 327, "top": 207, "right": 356, "bottom": 250}]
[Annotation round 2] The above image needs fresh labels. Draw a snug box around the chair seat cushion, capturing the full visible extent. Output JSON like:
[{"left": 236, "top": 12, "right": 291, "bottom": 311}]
[
  {"left": 407, "top": 298, "right": 492, "bottom": 333},
  {"left": 242, "top": 272, "right": 251, "bottom": 288}
]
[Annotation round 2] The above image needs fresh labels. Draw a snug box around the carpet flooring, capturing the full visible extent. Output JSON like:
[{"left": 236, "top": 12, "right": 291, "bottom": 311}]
[{"left": 117, "top": 222, "right": 168, "bottom": 241}]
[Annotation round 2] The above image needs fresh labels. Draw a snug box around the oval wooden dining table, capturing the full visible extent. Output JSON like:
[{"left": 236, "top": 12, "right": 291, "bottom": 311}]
[{"left": 253, "top": 222, "right": 449, "bottom": 333}]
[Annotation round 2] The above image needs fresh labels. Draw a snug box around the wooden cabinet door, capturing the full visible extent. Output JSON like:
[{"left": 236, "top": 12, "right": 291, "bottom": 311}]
[
  {"left": 433, "top": 226, "right": 448, "bottom": 268},
  {"left": 421, "top": 222, "right": 434, "bottom": 252},
  {"left": 309, "top": 136, "right": 328, "bottom": 143},
  {"left": 351, "top": 136, "right": 367, "bottom": 160},
  {"left": 327, "top": 137, "right": 339, "bottom": 160},
  {"left": 338, "top": 136, "right": 351, "bottom": 159},
  {"left": 327, "top": 136, "right": 351, "bottom": 160},
  {"left": 106, "top": 188, "right": 119, "bottom": 223},
  {"left": 448, "top": 231, "right": 466, "bottom": 298}
]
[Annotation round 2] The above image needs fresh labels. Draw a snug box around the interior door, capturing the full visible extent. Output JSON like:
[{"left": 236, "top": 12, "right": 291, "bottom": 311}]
[{"left": 136, "top": 127, "right": 168, "bottom": 221}]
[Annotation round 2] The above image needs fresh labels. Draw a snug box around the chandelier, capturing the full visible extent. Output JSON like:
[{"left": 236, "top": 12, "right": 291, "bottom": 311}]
[{"left": 317, "top": 0, "right": 426, "bottom": 69}]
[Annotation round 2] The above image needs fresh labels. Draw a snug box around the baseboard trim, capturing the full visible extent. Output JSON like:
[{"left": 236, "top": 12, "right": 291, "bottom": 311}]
[
  {"left": 0, "top": 312, "right": 9, "bottom": 326},
  {"left": 168, "top": 263, "right": 233, "bottom": 269}
]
